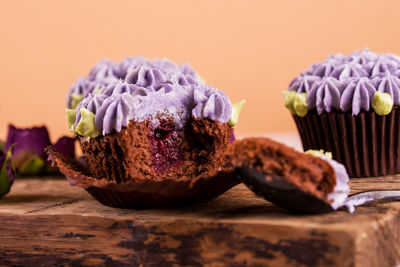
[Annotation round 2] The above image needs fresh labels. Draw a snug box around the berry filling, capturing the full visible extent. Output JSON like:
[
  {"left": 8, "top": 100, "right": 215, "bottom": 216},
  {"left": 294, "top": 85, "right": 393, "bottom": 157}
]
[{"left": 148, "top": 119, "right": 183, "bottom": 173}]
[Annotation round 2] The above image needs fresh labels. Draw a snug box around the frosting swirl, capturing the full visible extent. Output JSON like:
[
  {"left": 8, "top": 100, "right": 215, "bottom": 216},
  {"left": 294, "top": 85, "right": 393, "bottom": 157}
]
[
  {"left": 307, "top": 77, "right": 348, "bottom": 114},
  {"left": 192, "top": 85, "right": 232, "bottom": 123},
  {"left": 368, "top": 56, "right": 399, "bottom": 77},
  {"left": 103, "top": 81, "right": 137, "bottom": 96},
  {"left": 66, "top": 77, "right": 89, "bottom": 108},
  {"left": 312, "top": 61, "right": 338, "bottom": 77},
  {"left": 329, "top": 63, "right": 369, "bottom": 80},
  {"left": 114, "top": 56, "right": 147, "bottom": 79},
  {"left": 346, "top": 49, "right": 378, "bottom": 65},
  {"left": 168, "top": 73, "right": 199, "bottom": 86},
  {"left": 75, "top": 93, "right": 108, "bottom": 126},
  {"left": 289, "top": 75, "right": 321, "bottom": 93},
  {"left": 88, "top": 59, "right": 119, "bottom": 82},
  {"left": 340, "top": 77, "right": 376, "bottom": 115},
  {"left": 375, "top": 72, "right": 400, "bottom": 105},
  {"left": 125, "top": 65, "right": 167, "bottom": 88},
  {"left": 95, "top": 93, "right": 137, "bottom": 135}
]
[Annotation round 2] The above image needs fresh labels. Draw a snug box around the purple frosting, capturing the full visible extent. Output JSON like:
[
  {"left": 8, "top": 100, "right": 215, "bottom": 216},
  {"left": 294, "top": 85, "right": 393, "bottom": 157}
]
[
  {"left": 192, "top": 85, "right": 232, "bottom": 122},
  {"left": 88, "top": 59, "right": 119, "bottom": 82},
  {"left": 95, "top": 93, "right": 137, "bottom": 135},
  {"left": 346, "top": 49, "right": 378, "bottom": 65},
  {"left": 312, "top": 61, "right": 337, "bottom": 77},
  {"left": 114, "top": 56, "right": 147, "bottom": 79},
  {"left": 69, "top": 57, "right": 232, "bottom": 136},
  {"left": 375, "top": 72, "right": 400, "bottom": 105},
  {"left": 329, "top": 63, "right": 369, "bottom": 80},
  {"left": 340, "top": 77, "right": 376, "bottom": 115},
  {"left": 66, "top": 77, "right": 90, "bottom": 108},
  {"left": 289, "top": 75, "right": 321, "bottom": 93},
  {"left": 321, "top": 156, "right": 350, "bottom": 210},
  {"left": 103, "top": 81, "right": 138, "bottom": 96},
  {"left": 288, "top": 49, "right": 400, "bottom": 114},
  {"left": 307, "top": 77, "right": 349, "bottom": 114},
  {"left": 75, "top": 93, "right": 108, "bottom": 126},
  {"left": 125, "top": 65, "right": 167, "bottom": 88}
]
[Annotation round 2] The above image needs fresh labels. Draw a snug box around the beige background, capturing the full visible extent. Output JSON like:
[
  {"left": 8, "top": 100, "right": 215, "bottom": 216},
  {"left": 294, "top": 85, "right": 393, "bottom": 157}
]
[{"left": 1, "top": 1, "right": 400, "bottom": 141}]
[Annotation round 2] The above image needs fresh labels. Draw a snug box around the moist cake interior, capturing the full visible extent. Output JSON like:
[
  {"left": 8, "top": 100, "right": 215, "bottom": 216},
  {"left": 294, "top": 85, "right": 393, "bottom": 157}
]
[
  {"left": 228, "top": 137, "right": 337, "bottom": 202},
  {"left": 79, "top": 116, "right": 231, "bottom": 183}
]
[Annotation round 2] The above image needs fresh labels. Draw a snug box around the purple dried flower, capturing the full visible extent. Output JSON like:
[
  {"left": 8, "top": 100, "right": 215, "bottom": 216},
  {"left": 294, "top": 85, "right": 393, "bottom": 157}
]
[
  {"left": 52, "top": 137, "right": 75, "bottom": 159},
  {"left": 4, "top": 125, "right": 75, "bottom": 175}
]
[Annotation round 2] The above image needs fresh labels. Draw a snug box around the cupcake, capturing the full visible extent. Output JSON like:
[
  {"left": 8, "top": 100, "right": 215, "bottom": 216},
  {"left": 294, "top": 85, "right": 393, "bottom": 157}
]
[
  {"left": 50, "top": 57, "right": 245, "bottom": 208},
  {"left": 284, "top": 49, "right": 400, "bottom": 177}
]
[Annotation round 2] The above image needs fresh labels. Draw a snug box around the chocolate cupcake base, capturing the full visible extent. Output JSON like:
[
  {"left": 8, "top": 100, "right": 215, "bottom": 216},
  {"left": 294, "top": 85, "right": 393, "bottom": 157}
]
[{"left": 293, "top": 107, "right": 400, "bottom": 178}]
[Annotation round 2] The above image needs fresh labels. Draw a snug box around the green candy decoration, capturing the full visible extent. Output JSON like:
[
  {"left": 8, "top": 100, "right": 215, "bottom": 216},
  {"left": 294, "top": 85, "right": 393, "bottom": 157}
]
[
  {"left": 283, "top": 91, "right": 297, "bottom": 115},
  {"left": 372, "top": 92, "right": 393, "bottom": 116},
  {"left": 293, "top": 93, "right": 308, "bottom": 117},
  {"left": 65, "top": 109, "right": 77, "bottom": 133},
  {"left": 70, "top": 94, "right": 83, "bottom": 110},
  {"left": 305, "top": 149, "right": 333, "bottom": 160},
  {"left": 228, "top": 99, "right": 246, "bottom": 127},
  {"left": 75, "top": 108, "right": 101, "bottom": 138}
]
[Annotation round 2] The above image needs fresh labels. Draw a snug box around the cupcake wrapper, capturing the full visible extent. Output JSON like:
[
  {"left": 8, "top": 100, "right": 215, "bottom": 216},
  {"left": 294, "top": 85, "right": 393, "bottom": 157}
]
[
  {"left": 85, "top": 170, "right": 238, "bottom": 208},
  {"left": 293, "top": 107, "right": 400, "bottom": 178},
  {"left": 46, "top": 147, "right": 239, "bottom": 208}
]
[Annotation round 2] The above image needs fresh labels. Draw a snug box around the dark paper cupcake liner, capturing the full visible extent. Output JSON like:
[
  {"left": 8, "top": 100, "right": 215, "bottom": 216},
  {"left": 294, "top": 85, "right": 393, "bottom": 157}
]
[
  {"left": 293, "top": 107, "right": 400, "bottom": 178},
  {"left": 46, "top": 147, "right": 239, "bottom": 209}
]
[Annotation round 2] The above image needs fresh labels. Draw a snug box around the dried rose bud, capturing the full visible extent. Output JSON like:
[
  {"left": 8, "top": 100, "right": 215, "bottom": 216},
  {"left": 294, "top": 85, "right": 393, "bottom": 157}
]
[
  {"left": 0, "top": 148, "right": 14, "bottom": 198},
  {"left": 5, "top": 125, "right": 76, "bottom": 176},
  {"left": 52, "top": 136, "right": 75, "bottom": 159},
  {"left": 45, "top": 136, "right": 76, "bottom": 173},
  {"left": 5, "top": 125, "right": 51, "bottom": 175}
]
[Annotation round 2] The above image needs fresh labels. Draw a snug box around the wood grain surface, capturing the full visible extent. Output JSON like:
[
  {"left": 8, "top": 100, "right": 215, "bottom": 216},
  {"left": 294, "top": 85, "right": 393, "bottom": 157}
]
[{"left": 1, "top": 176, "right": 400, "bottom": 267}]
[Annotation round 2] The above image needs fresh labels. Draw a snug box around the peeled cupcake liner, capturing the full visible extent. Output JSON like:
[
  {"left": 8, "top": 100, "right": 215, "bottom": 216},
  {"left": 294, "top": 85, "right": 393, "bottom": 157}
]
[
  {"left": 293, "top": 106, "right": 400, "bottom": 178},
  {"left": 46, "top": 147, "right": 240, "bottom": 208}
]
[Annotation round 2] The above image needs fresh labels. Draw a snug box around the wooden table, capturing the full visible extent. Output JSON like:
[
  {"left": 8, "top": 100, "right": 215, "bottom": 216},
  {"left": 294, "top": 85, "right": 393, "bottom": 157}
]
[{"left": 1, "top": 134, "right": 400, "bottom": 266}]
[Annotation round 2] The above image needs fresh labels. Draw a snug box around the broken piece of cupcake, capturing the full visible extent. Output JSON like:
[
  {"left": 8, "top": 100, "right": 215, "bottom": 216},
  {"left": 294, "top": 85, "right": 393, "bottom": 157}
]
[
  {"left": 47, "top": 56, "right": 350, "bottom": 212},
  {"left": 229, "top": 138, "right": 351, "bottom": 213}
]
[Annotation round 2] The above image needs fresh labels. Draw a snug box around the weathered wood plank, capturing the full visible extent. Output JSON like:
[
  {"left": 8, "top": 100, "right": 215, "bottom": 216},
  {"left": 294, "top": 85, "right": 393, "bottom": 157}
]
[{"left": 0, "top": 176, "right": 400, "bottom": 266}]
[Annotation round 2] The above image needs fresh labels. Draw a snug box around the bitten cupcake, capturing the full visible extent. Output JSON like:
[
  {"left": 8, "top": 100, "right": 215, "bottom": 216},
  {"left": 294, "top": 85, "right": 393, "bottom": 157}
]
[
  {"left": 284, "top": 49, "right": 400, "bottom": 177},
  {"left": 49, "top": 57, "right": 245, "bottom": 208}
]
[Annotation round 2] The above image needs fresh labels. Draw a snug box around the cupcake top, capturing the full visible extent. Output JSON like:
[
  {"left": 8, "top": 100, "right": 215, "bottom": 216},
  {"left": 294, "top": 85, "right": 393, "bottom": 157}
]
[
  {"left": 285, "top": 49, "right": 400, "bottom": 116},
  {"left": 66, "top": 57, "right": 235, "bottom": 137}
]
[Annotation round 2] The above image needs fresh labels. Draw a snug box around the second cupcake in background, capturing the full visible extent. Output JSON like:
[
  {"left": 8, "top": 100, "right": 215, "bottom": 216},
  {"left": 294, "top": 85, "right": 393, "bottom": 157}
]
[{"left": 285, "top": 49, "right": 400, "bottom": 178}]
